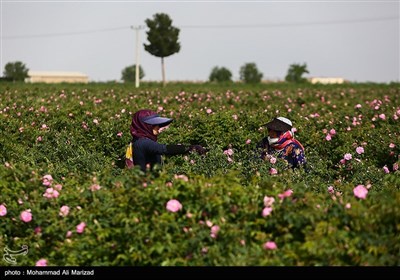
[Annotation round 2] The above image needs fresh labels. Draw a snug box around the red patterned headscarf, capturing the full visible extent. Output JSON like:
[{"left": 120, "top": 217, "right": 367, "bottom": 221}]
[{"left": 270, "top": 130, "right": 305, "bottom": 151}]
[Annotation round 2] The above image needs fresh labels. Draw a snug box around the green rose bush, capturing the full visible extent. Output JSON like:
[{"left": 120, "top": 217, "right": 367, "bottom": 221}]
[{"left": 0, "top": 82, "right": 399, "bottom": 266}]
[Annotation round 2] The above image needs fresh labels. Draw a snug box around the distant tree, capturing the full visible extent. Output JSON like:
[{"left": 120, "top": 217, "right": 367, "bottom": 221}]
[
  {"left": 3, "top": 61, "right": 29, "bottom": 82},
  {"left": 209, "top": 66, "right": 232, "bottom": 83},
  {"left": 121, "top": 64, "right": 145, "bottom": 83},
  {"left": 144, "top": 13, "right": 181, "bottom": 87},
  {"left": 239, "top": 63, "right": 263, "bottom": 84},
  {"left": 285, "top": 63, "right": 309, "bottom": 83}
]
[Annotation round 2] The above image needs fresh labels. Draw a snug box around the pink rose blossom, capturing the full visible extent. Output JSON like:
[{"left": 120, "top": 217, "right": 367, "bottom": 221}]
[
  {"left": 389, "top": 143, "right": 395, "bottom": 149},
  {"left": 174, "top": 174, "right": 189, "bottom": 182},
  {"left": 246, "top": 139, "right": 251, "bottom": 145},
  {"left": 344, "top": 153, "right": 352, "bottom": 161},
  {"left": 43, "top": 188, "right": 59, "bottom": 199},
  {"left": 210, "top": 225, "right": 220, "bottom": 238},
  {"left": 383, "top": 166, "right": 390, "bottom": 174},
  {"left": 90, "top": 184, "right": 101, "bottom": 191},
  {"left": 393, "top": 163, "right": 398, "bottom": 171},
  {"left": 76, "top": 222, "right": 86, "bottom": 234},
  {"left": 36, "top": 259, "right": 48, "bottom": 266},
  {"left": 263, "top": 196, "right": 275, "bottom": 207},
  {"left": 278, "top": 189, "right": 293, "bottom": 200},
  {"left": 269, "top": 168, "right": 278, "bottom": 175},
  {"left": 345, "top": 203, "right": 351, "bottom": 209},
  {"left": 356, "top": 147, "right": 364, "bottom": 154},
  {"left": 262, "top": 207, "right": 273, "bottom": 217},
  {"left": 327, "top": 186, "right": 334, "bottom": 194},
  {"left": 0, "top": 204, "right": 7, "bottom": 216},
  {"left": 201, "top": 247, "right": 208, "bottom": 254},
  {"left": 353, "top": 185, "right": 368, "bottom": 199},
  {"left": 269, "top": 157, "right": 277, "bottom": 164},
  {"left": 34, "top": 227, "right": 42, "bottom": 234},
  {"left": 325, "top": 134, "right": 332, "bottom": 141},
  {"left": 59, "top": 205, "right": 70, "bottom": 217},
  {"left": 54, "top": 184, "right": 62, "bottom": 191},
  {"left": 117, "top": 132, "right": 123, "bottom": 137},
  {"left": 263, "top": 241, "right": 277, "bottom": 250},
  {"left": 52, "top": 189, "right": 59, "bottom": 198},
  {"left": 42, "top": 174, "right": 53, "bottom": 186},
  {"left": 66, "top": 231, "right": 73, "bottom": 238},
  {"left": 223, "top": 149, "right": 234, "bottom": 156},
  {"left": 166, "top": 199, "right": 183, "bottom": 212},
  {"left": 20, "top": 210, "right": 32, "bottom": 223},
  {"left": 329, "top": 129, "right": 336, "bottom": 135},
  {"left": 378, "top": 114, "right": 386, "bottom": 120},
  {"left": 211, "top": 225, "right": 220, "bottom": 234}
]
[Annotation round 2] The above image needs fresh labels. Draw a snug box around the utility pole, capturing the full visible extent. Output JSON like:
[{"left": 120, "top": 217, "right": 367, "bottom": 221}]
[{"left": 131, "top": 25, "right": 144, "bottom": 88}]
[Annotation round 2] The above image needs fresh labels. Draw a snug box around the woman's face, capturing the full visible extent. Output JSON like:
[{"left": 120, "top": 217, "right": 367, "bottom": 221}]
[
  {"left": 268, "top": 129, "right": 280, "bottom": 138},
  {"left": 152, "top": 125, "right": 160, "bottom": 136}
]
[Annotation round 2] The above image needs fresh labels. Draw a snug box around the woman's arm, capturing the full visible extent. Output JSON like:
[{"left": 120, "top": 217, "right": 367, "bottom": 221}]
[
  {"left": 166, "top": 144, "right": 207, "bottom": 155},
  {"left": 141, "top": 138, "right": 206, "bottom": 155}
]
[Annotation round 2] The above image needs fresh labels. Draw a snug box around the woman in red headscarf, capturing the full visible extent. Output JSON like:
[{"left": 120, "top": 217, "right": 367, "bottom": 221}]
[
  {"left": 127, "top": 109, "right": 206, "bottom": 172},
  {"left": 257, "top": 117, "right": 307, "bottom": 169}
]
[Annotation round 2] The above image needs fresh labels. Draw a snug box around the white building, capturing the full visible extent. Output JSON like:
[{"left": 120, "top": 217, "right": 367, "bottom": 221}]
[
  {"left": 309, "top": 77, "right": 345, "bottom": 84},
  {"left": 25, "top": 71, "right": 89, "bottom": 84}
]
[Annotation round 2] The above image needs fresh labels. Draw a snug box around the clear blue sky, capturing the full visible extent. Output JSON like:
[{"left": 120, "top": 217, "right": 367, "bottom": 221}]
[{"left": 1, "top": 0, "right": 399, "bottom": 83}]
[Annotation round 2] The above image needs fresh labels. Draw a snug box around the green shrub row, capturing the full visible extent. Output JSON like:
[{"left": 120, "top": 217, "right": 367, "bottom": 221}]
[{"left": 0, "top": 82, "right": 399, "bottom": 265}]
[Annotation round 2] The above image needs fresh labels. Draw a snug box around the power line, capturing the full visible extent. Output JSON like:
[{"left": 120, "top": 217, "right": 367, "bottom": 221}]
[
  {"left": 2, "top": 15, "right": 398, "bottom": 39},
  {"left": 2, "top": 26, "right": 130, "bottom": 39},
  {"left": 180, "top": 16, "right": 399, "bottom": 29}
]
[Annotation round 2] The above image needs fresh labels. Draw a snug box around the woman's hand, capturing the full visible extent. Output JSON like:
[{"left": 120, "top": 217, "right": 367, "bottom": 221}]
[{"left": 189, "top": 145, "right": 207, "bottom": 155}]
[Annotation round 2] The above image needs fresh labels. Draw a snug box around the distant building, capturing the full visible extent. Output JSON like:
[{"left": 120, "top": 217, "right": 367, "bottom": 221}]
[
  {"left": 309, "top": 77, "right": 345, "bottom": 84},
  {"left": 25, "top": 71, "right": 89, "bottom": 84}
]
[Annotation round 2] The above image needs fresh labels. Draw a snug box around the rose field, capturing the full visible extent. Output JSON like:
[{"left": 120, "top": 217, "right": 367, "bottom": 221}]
[{"left": 0, "top": 82, "right": 399, "bottom": 266}]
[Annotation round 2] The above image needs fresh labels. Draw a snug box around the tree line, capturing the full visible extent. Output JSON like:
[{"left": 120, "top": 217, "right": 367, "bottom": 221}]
[{"left": 2, "top": 13, "right": 309, "bottom": 84}]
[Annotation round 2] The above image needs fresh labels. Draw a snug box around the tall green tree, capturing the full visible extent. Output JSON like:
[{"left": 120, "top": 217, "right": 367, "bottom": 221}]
[
  {"left": 209, "top": 66, "right": 233, "bottom": 83},
  {"left": 144, "top": 13, "right": 181, "bottom": 87},
  {"left": 239, "top": 63, "right": 263, "bottom": 84},
  {"left": 121, "top": 64, "right": 145, "bottom": 83},
  {"left": 3, "top": 61, "right": 29, "bottom": 82},
  {"left": 285, "top": 63, "right": 309, "bottom": 83}
]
